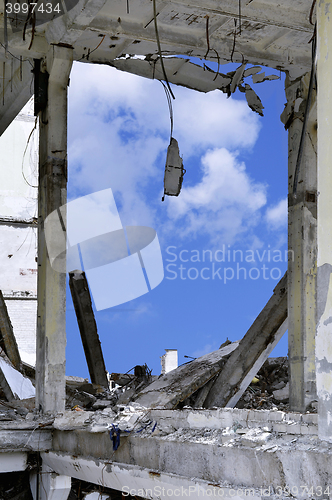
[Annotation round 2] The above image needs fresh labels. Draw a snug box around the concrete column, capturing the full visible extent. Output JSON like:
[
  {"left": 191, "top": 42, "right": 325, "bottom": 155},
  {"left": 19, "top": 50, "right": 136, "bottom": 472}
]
[
  {"left": 282, "top": 71, "right": 317, "bottom": 412},
  {"left": 30, "top": 464, "right": 71, "bottom": 500},
  {"left": 35, "top": 46, "right": 73, "bottom": 414},
  {"left": 316, "top": 0, "right": 332, "bottom": 441}
]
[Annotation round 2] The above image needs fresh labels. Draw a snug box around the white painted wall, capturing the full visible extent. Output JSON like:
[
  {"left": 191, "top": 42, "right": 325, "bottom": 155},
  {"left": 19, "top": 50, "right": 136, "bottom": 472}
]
[
  {"left": 161, "top": 349, "right": 178, "bottom": 374},
  {"left": 0, "top": 98, "right": 38, "bottom": 365}
]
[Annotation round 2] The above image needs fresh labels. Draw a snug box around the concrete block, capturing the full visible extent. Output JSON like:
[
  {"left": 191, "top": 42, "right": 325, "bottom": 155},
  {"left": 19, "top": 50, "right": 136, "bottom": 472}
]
[
  {"left": 217, "top": 409, "right": 237, "bottom": 429},
  {"left": 272, "top": 423, "right": 287, "bottom": 433},
  {"left": 301, "top": 413, "right": 318, "bottom": 425},
  {"left": 0, "top": 452, "right": 27, "bottom": 472},
  {"left": 250, "top": 410, "right": 270, "bottom": 423},
  {"left": 300, "top": 424, "right": 318, "bottom": 435},
  {"left": 268, "top": 411, "right": 286, "bottom": 422},
  {"left": 284, "top": 423, "right": 302, "bottom": 434},
  {"left": 284, "top": 412, "right": 302, "bottom": 423}
]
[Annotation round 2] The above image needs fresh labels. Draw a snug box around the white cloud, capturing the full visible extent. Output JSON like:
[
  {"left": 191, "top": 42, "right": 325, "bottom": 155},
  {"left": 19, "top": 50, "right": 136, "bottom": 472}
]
[
  {"left": 265, "top": 198, "right": 287, "bottom": 229},
  {"left": 164, "top": 148, "right": 267, "bottom": 245},
  {"left": 68, "top": 62, "right": 263, "bottom": 242},
  {"left": 173, "top": 88, "right": 261, "bottom": 156}
]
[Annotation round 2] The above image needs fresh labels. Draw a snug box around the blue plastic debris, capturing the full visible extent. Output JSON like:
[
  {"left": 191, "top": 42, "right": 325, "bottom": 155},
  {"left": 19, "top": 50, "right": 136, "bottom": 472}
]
[{"left": 110, "top": 424, "right": 121, "bottom": 451}]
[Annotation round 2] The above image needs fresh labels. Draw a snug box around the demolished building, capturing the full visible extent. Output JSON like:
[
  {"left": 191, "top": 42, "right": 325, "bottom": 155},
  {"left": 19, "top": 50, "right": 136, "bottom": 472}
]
[{"left": 0, "top": 0, "right": 331, "bottom": 498}]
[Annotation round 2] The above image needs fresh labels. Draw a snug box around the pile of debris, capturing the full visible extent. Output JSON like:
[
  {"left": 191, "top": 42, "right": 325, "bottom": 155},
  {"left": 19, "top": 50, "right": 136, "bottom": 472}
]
[{"left": 236, "top": 357, "right": 290, "bottom": 411}]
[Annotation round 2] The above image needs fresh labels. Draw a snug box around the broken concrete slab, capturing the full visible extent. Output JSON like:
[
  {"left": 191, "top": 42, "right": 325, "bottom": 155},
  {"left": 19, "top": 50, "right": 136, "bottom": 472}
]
[
  {"left": 0, "top": 291, "right": 22, "bottom": 370},
  {"left": 0, "top": 349, "right": 35, "bottom": 401},
  {"left": 273, "top": 382, "right": 290, "bottom": 402},
  {"left": 133, "top": 342, "right": 239, "bottom": 409},
  {"left": 49, "top": 407, "right": 325, "bottom": 498},
  {"left": 66, "top": 386, "right": 97, "bottom": 410},
  {"left": 69, "top": 271, "right": 109, "bottom": 389},
  {"left": 0, "top": 424, "right": 52, "bottom": 451},
  {"left": 53, "top": 411, "right": 95, "bottom": 431},
  {"left": 203, "top": 273, "right": 287, "bottom": 409}
]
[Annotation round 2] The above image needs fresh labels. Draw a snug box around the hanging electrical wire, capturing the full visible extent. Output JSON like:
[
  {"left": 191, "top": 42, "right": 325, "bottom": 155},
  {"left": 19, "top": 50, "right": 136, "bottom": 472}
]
[
  {"left": 22, "top": 116, "right": 38, "bottom": 188},
  {"left": 77, "top": 34, "right": 106, "bottom": 62},
  {"left": 152, "top": 0, "right": 175, "bottom": 100},
  {"left": 203, "top": 16, "right": 221, "bottom": 81},
  {"left": 160, "top": 80, "right": 173, "bottom": 142},
  {"left": 292, "top": 30, "right": 316, "bottom": 197},
  {"left": 231, "top": 0, "right": 243, "bottom": 62},
  {"left": 309, "top": 0, "right": 316, "bottom": 25}
]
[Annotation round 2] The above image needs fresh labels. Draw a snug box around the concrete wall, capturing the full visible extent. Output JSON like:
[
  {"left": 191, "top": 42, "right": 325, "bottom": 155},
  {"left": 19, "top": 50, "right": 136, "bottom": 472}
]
[{"left": 0, "top": 99, "right": 38, "bottom": 366}]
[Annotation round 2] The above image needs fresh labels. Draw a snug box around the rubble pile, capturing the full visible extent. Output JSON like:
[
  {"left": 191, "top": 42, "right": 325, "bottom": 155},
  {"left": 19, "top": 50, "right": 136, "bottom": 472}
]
[
  {"left": 235, "top": 357, "right": 317, "bottom": 412},
  {"left": 236, "top": 357, "right": 290, "bottom": 411}
]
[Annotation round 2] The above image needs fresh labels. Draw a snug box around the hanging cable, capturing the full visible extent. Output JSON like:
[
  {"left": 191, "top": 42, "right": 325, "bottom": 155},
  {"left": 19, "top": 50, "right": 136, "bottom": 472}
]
[
  {"left": 160, "top": 80, "right": 173, "bottom": 141},
  {"left": 152, "top": 0, "right": 175, "bottom": 100},
  {"left": 293, "top": 30, "right": 316, "bottom": 197},
  {"left": 309, "top": 0, "right": 316, "bottom": 25},
  {"left": 203, "top": 15, "right": 221, "bottom": 81}
]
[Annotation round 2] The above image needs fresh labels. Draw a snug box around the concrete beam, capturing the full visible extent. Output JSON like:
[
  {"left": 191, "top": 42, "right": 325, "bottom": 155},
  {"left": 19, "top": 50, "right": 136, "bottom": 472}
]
[
  {"left": 133, "top": 341, "right": 239, "bottom": 409},
  {"left": 282, "top": 72, "right": 317, "bottom": 412},
  {"left": 69, "top": 270, "right": 108, "bottom": 389},
  {"left": 0, "top": 290, "right": 22, "bottom": 370},
  {"left": 316, "top": 0, "right": 332, "bottom": 442},
  {"left": 42, "top": 451, "right": 263, "bottom": 500},
  {"left": 35, "top": 46, "right": 73, "bottom": 414},
  {"left": 48, "top": 408, "right": 327, "bottom": 500},
  {"left": 226, "top": 318, "right": 288, "bottom": 408},
  {"left": 203, "top": 273, "right": 287, "bottom": 408},
  {"left": 0, "top": 452, "right": 27, "bottom": 472},
  {"left": 0, "top": 426, "right": 52, "bottom": 451}
]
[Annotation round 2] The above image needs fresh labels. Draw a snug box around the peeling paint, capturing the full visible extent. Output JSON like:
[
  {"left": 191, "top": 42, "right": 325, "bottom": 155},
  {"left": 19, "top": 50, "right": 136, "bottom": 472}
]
[
  {"left": 316, "top": 356, "right": 332, "bottom": 373},
  {"left": 323, "top": 316, "right": 332, "bottom": 326},
  {"left": 316, "top": 264, "right": 332, "bottom": 322}
]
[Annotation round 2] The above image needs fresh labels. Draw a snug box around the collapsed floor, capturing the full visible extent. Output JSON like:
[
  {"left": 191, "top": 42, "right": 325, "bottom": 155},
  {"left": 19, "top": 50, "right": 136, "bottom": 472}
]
[
  {"left": 0, "top": 346, "right": 322, "bottom": 500},
  {"left": 0, "top": 270, "right": 322, "bottom": 499}
]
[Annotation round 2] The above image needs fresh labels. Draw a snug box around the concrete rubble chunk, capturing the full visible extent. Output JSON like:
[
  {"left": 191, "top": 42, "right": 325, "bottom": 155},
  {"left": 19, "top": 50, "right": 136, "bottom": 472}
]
[
  {"left": 273, "top": 382, "right": 289, "bottom": 401},
  {"left": 53, "top": 411, "right": 95, "bottom": 431},
  {"left": 0, "top": 291, "right": 22, "bottom": 370},
  {"left": 230, "top": 62, "right": 246, "bottom": 94},
  {"left": 133, "top": 342, "right": 239, "bottom": 409},
  {"left": 241, "top": 428, "right": 272, "bottom": 447},
  {"left": 0, "top": 349, "right": 35, "bottom": 401}
]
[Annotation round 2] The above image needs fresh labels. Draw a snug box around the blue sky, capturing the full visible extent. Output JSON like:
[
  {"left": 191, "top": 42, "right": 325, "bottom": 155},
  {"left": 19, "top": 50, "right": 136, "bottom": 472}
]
[{"left": 65, "top": 60, "right": 288, "bottom": 378}]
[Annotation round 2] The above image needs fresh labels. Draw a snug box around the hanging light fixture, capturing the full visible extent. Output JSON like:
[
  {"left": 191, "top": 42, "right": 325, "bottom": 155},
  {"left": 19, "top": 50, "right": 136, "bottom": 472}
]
[{"left": 162, "top": 137, "right": 185, "bottom": 201}]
